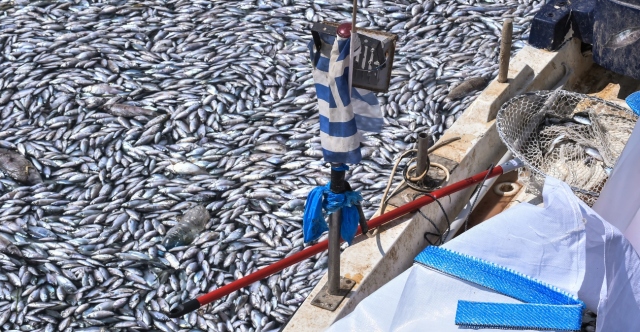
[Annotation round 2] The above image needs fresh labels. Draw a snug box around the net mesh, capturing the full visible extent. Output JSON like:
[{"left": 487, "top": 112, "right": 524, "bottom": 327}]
[{"left": 496, "top": 90, "right": 638, "bottom": 206}]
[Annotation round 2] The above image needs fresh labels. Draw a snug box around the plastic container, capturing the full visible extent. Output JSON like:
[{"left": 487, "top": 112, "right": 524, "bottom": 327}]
[{"left": 162, "top": 205, "right": 210, "bottom": 249}]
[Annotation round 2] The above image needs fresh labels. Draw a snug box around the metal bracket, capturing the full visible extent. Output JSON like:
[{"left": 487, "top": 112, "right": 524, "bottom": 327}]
[{"left": 311, "top": 277, "right": 356, "bottom": 311}]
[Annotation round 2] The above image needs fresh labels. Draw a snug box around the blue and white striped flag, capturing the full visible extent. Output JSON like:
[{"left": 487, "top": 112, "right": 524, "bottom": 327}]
[{"left": 309, "top": 32, "right": 383, "bottom": 164}]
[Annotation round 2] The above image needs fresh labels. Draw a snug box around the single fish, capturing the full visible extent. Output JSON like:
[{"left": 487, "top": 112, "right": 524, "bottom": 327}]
[
  {"left": 572, "top": 114, "right": 592, "bottom": 126},
  {"left": 545, "top": 134, "right": 566, "bottom": 156},
  {"left": 162, "top": 205, "right": 211, "bottom": 249},
  {"left": 167, "top": 161, "right": 209, "bottom": 175},
  {"left": 605, "top": 27, "right": 640, "bottom": 49},
  {"left": 446, "top": 77, "right": 487, "bottom": 100},
  {"left": 106, "top": 104, "right": 155, "bottom": 117},
  {"left": 584, "top": 147, "right": 604, "bottom": 162},
  {"left": 0, "top": 235, "right": 22, "bottom": 257},
  {"left": 82, "top": 84, "right": 123, "bottom": 95},
  {"left": 0, "top": 148, "right": 42, "bottom": 185}
]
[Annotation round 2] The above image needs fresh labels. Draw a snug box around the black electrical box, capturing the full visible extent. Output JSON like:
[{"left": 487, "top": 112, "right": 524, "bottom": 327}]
[{"left": 310, "top": 22, "right": 397, "bottom": 93}]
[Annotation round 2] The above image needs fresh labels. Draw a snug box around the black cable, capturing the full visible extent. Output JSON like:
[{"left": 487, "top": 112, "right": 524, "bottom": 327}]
[
  {"left": 417, "top": 163, "right": 496, "bottom": 245},
  {"left": 420, "top": 210, "right": 443, "bottom": 246},
  {"left": 463, "top": 163, "right": 495, "bottom": 233},
  {"left": 413, "top": 192, "right": 450, "bottom": 246}
]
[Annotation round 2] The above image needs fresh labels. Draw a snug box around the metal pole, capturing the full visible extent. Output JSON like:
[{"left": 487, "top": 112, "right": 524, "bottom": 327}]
[
  {"left": 352, "top": 0, "right": 357, "bottom": 32},
  {"left": 327, "top": 208, "right": 342, "bottom": 295},
  {"left": 498, "top": 19, "right": 513, "bottom": 83},
  {"left": 347, "top": 0, "right": 358, "bottom": 96},
  {"left": 328, "top": 164, "right": 347, "bottom": 295},
  {"left": 416, "top": 133, "right": 434, "bottom": 180}
]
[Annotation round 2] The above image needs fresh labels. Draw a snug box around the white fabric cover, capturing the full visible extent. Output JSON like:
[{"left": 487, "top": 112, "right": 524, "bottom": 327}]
[
  {"left": 326, "top": 177, "right": 640, "bottom": 332},
  {"left": 593, "top": 119, "right": 640, "bottom": 254}
]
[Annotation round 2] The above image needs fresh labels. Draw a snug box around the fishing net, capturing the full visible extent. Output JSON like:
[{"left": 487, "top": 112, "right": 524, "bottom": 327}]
[{"left": 496, "top": 90, "right": 638, "bottom": 206}]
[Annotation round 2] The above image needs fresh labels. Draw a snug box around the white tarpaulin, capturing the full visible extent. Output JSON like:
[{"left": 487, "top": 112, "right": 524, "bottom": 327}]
[{"left": 327, "top": 177, "right": 640, "bottom": 332}]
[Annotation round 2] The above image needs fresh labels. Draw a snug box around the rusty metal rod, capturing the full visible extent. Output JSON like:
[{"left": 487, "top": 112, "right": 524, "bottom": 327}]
[
  {"left": 352, "top": 0, "right": 357, "bottom": 33},
  {"left": 416, "top": 133, "right": 434, "bottom": 180},
  {"left": 327, "top": 164, "right": 347, "bottom": 295},
  {"left": 498, "top": 19, "right": 513, "bottom": 83},
  {"left": 327, "top": 209, "right": 342, "bottom": 295}
]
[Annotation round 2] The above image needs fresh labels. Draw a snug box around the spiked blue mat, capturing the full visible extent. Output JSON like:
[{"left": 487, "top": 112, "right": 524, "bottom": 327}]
[
  {"left": 627, "top": 91, "right": 640, "bottom": 116},
  {"left": 415, "top": 246, "right": 585, "bottom": 331}
]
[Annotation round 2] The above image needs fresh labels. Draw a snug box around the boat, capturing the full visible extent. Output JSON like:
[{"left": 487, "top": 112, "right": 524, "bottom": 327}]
[{"left": 283, "top": 6, "right": 640, "bottom": 332}]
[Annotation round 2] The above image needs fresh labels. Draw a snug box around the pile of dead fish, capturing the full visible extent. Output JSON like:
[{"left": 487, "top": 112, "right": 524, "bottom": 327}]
[{"left": 0, "top": 0, "right": 541, "bottom": 331}]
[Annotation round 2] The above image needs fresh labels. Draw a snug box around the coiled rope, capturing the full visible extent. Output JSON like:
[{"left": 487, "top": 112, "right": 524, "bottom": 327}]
[{"left": 375, "top": 136, "right": 460, "bottom": 216}]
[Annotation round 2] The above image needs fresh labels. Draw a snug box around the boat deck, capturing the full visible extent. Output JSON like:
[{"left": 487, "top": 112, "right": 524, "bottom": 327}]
[{"left": 285, "top": 38, "right": 639, "bottom": 331}]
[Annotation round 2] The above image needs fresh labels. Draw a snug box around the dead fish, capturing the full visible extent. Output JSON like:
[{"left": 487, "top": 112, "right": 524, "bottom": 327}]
[
  {"left": 162, "top": 205, "right": 211, "bottom": 249},
  {"left": 545, "top": 134, "right": 566, "bottom": 156},
  {"left": 255, "top": 143, "right": 287, "bottom": 154},
  {"left": 605, "top": 27, "right": 640, "bottom": 49},
  {"left": 82, "top": 84, "right": 123, "bottom": 95},
  {"left": 167, "top": 161, "right": 208, "bottom": 175},
  {"left": 106, "top": 104, "right": 155, "bottom": 117},
  {"left": 584, "top": 147, "right": 604, "bottom": 162},
  {"left": 0, "top": 0, "right": 542, "bottom": 329},
  {"left": 0, "top": 236, "right": 22, "bottom": 257},
  {"left": 0, "top": 148, "right": 42, "bottom": 185},
  {"left": 572, "top": 113, "right": 592, "bottom": 125},
  {"left": 446, "top": 77, "right": 487, "bottom": 100}
]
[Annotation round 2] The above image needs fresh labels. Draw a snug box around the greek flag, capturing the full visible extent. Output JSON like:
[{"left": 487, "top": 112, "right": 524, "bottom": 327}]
[{"left": 308, "top": 32, "right": 383, "bottom": 164}]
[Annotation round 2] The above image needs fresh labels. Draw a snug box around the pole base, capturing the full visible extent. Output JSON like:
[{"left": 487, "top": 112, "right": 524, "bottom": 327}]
[{"left": 311, "top": 277, "right": 356, "bottom": 311}]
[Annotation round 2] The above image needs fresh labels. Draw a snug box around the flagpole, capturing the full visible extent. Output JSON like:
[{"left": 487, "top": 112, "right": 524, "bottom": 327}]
[
  {"left": 352, "top": 0, "right": 357, "bottom": 33},
  {"left": 348, "top": 0, "right": 357, "bottom": 97},
  {"left": 321, "top": 0, "right": 359, "bottom": 304}
]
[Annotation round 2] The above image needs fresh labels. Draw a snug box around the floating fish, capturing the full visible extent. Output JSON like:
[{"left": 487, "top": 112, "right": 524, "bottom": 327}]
[
  {"left": 166, "top": 161, "right": 209, "bottom": 175},
  {"left": 106, "top": 103, "right": 156, "bottom": 117},
  {"left": 446, "top": 77, "right": 488, "bottom": 101},
  {"left": 0, "top": 235, "right": 22, "bottom": 257},
  {"left": 0, "top": 148, "right": 42, "bottom": 185},
  {"left": 0, "top": 0, "right": 540, "bottom": 330},
  {"left": 162, "top": 205, "right": 210, "bottom": 249}
]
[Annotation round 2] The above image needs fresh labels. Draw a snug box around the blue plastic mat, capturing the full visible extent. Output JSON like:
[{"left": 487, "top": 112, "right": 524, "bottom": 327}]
[
  {"left": 627, "top": 91, "right": 640, "bottom": 116},
  {"left": 415, "top": 246, "right": 585, "bottom": 331}
]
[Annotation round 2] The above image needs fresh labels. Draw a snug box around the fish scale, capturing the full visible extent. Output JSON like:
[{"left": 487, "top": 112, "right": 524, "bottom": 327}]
[{"left": 0, "top": 0, "right": 543, "bottom": 331}]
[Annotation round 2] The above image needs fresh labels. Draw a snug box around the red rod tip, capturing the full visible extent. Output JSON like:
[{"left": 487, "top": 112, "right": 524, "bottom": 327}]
[{"left": 337, "top": 23, "right": 352, "bottom": 38}]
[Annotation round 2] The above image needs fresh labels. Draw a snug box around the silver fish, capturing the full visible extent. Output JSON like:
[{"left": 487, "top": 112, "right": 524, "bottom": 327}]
[
  {"left": 605, "top": 27, "right": 640, "bottom": 49},
  {"left": 162, "top": 205, "right": 211, "bottom": 249},
  {"left": 585, "top": 147, "right": 604, "bottom": 162},
  {"left": 0, "top": 0, "right": 540, "bottom": 330}
]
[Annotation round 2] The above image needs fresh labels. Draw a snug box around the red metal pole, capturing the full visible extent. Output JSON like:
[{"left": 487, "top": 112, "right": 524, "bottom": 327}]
[{"left": 169, "top": 161, "right": 518, "bottom": 318}]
